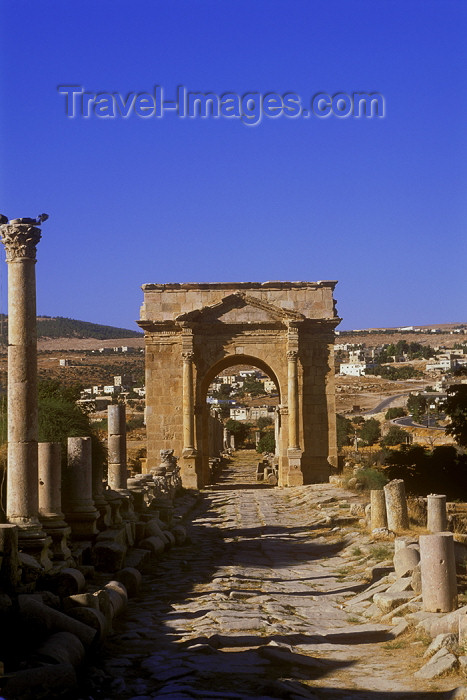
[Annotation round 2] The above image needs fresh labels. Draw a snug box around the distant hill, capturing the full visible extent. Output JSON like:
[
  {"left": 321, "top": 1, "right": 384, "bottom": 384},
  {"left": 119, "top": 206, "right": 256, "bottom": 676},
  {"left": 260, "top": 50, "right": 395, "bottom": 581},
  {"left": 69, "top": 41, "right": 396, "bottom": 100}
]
[{"left": 0, "top": 315, "right": 142, "bottom": 341}]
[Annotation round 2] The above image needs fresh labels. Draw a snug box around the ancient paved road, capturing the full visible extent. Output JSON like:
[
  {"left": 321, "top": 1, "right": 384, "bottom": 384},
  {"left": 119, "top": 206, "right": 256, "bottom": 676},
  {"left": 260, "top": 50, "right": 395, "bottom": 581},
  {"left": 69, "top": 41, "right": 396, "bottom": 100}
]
[{"left": 82, "top": 453, "right": 459, "bottom": 700}]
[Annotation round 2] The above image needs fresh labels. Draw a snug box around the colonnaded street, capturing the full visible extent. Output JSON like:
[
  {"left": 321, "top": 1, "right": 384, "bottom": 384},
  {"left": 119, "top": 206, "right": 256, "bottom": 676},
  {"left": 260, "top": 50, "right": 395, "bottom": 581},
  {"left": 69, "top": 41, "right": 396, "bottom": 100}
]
[{"left": 80, "top": 453, "right": 459, "bottom": 700}]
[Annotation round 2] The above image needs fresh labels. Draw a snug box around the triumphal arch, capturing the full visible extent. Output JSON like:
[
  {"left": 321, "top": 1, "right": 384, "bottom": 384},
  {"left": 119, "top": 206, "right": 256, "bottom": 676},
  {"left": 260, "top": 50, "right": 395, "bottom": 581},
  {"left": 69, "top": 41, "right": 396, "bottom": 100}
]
[{"left": 138, "top": 281, "right": 340, "bottom": 488}]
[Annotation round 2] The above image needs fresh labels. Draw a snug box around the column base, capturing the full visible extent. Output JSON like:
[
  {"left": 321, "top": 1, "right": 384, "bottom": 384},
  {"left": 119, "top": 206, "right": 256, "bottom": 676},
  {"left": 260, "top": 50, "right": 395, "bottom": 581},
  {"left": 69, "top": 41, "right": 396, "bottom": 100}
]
[
  {"left": 114, "top": 490, "right": 138, "bottom": 521},
  {"left": 64, "top": 509, "right": 99, "bottom": 539},
  {"left": 93, "top": 494, "right": 113, "bottom": 530},
  {"left": 18, "top": 531, "right": 53, "bottom": 572},
  {"left": 286, "top": 448, "right": 304, "bottom": 486}
]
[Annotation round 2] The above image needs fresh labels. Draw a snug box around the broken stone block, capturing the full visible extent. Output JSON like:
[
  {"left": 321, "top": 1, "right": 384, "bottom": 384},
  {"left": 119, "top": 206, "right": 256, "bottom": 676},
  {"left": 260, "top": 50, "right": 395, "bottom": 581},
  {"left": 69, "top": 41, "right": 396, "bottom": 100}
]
[
  {"left": 172, "top": 524, "right": 187, "bottom": 545},
  {"left": 2, "top": 662, "right": 77, "bottom": 700},
  {"left": 18, "top": 595, "right": 96, "bottom": 647},
  {"left": 105, "top": 580, "right": 128, "bottom": 618},
  {"left": 115, "top": 567, "right": 142, "bottom": 597},
  {"left": 416, "top": 605, "right": 467, "bottom": 638},
  {"left": 386, "top": 577, "right": 412, "bottom": 593},
  {"left": 411, "top": 563, "right": 422, "bottom": 594},
  {"left": 423, "top": 632, "right": 458, "bottom": 659},
  {"left": 373, "top": 591, "right": 415, "bottom": 614},
  {"left": 19, "top": 552, "right": 43, "bottom": 586},
  {"left": 394, "top": 546, "right": 420, "bottom": 578},
  {"left": 139, "top": 536, "right": 165, "bottom": 555},
  {"left": 34, "top": 631, "right": 85, "bottom": 666},
  {"left": 93, "top": 541, "right": 126, "bottom": 572},
  {"left": 414, "top": 647, "right": 458, "bottom": 680},
  {"left": 124, "top": 547, "right": 152, "bottom": 572},
  {"left": 68, "top": 606, "right": 107, "bottom": 641}
]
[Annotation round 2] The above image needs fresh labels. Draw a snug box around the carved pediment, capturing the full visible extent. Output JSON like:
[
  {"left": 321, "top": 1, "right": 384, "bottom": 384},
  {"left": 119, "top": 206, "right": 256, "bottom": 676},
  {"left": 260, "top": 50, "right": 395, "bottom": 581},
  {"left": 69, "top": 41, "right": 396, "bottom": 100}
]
[{"left": 175, "top": 292, "right": 304, "bottom": 325}]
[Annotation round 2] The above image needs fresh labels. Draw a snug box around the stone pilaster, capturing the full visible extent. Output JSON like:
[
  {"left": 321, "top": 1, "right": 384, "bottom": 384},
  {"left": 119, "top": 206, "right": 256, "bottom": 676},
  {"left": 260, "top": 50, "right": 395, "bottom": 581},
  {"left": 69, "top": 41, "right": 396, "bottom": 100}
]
[
  {"left": 287, "top": 350, "right": 299, "bottom": 450},
  {"left": 286, "top": 335, "right": 303, "bottom": 486},
  {"left": 0, "top": 215, "right": 52, "bottom": 562},
  {"left": 181, "top": 343, "right": 198, "bottom": 488}
]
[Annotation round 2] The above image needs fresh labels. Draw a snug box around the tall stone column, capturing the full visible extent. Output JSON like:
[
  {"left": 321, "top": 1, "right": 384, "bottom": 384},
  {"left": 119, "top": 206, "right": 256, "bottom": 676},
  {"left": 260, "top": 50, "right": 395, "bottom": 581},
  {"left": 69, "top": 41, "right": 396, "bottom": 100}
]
[
  {"left": 181, "top": 350, "right": 198, "bottom": 488},
  {"left": 286, "top": 349, "right": 303, "bottom": 486},
  {"left": 0, "top": 215, "right": 50, "bottom": 554}
]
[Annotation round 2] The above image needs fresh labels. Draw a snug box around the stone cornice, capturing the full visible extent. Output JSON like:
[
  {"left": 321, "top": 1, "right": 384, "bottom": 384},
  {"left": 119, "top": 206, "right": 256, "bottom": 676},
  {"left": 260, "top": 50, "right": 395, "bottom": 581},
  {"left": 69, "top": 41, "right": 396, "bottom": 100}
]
[{"left": 142, "top": 280, "right": 338, "bottom": 292}]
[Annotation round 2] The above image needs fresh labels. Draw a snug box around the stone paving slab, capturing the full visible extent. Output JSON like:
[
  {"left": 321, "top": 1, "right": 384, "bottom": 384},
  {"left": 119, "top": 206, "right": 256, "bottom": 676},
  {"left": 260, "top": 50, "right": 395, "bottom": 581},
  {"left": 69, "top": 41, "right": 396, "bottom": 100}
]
[{"left": 77, "top": 453, "right": 463, "bottom": 699}]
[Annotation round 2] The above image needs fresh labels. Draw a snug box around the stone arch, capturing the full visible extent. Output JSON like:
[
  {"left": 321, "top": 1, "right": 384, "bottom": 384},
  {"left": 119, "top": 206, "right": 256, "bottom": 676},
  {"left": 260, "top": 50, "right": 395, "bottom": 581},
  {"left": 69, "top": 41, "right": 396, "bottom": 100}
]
[
  {"left": 197, "top": 353, "right": 283, "bottom": 485},
  {"left": 139, "top": 281, "right": 340, "bottom": 488}
]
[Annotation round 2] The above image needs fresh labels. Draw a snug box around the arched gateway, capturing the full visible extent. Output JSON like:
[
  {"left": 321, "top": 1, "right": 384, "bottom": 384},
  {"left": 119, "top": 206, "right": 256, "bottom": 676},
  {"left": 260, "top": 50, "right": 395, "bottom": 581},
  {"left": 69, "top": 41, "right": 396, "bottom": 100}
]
[{"left": 138, "top": 281, "right": 340, "bottom": 488}]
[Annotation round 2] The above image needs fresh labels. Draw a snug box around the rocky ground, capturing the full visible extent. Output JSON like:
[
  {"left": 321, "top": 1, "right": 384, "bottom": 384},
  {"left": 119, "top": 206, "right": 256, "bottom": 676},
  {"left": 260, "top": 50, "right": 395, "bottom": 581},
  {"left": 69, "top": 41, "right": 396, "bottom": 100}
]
[{"left": 77, "top": 453, "right": 464, "bottom": 700}]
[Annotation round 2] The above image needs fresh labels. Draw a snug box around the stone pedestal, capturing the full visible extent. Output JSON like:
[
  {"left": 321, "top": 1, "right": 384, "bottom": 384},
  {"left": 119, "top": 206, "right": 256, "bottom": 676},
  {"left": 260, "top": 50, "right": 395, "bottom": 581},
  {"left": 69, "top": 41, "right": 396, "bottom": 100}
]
[
  {"left": 427, "top": 494, "right": 447, "bottom": 533},
  {"left": 370, "top": 489, "right": 388, "bottom": 530},
  {"left": 38, "top": 442, "right": 72, "bottom": 561},
  {"left": 181, "top": 448, "right": 199, "bottom": 489},
  {"left": 127, "top": 477, "right": 148, "bottom": 514},
  {"left": 286, "top": 448, "right": 304, "bottom": 486},
  {"left": 0, "top": 215, "right": 51, "bottom": 562},
  {"left": 63, "top": 437, "right": 98, "bottom": 538},
  {"left": 384, "top": 479, "right": 409, "bottom": 532},
  {"left": 420, "top": 532, "right": 457, "bottom": 613}
]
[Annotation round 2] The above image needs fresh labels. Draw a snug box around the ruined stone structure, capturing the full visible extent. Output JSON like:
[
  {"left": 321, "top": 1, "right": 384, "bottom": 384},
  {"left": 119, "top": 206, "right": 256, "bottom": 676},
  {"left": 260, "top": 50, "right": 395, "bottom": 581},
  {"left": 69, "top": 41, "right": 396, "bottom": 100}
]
[{"left": 139, "top": 282, "right": 340, "bottom": 488}]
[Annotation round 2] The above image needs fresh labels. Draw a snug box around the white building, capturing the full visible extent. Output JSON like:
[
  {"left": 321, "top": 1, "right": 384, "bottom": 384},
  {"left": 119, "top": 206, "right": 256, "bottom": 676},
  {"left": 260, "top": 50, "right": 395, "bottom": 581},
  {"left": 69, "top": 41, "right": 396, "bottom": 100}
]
[
  {"left": 230, "top": 407, "right": 248, "bottom": 420},
  {"left": 340, "top": 362, "right": 369, "bottom": 377},
  {"left": 263, "top": 380, "right": 277, "bottom": 393}
]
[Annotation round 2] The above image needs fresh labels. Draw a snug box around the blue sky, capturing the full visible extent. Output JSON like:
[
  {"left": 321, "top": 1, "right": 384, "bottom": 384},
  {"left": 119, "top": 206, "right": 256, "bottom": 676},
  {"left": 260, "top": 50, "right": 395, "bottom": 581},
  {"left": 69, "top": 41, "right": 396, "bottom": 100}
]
[{"left": 0, "top": 0, "right": 465, "bottom": 331}]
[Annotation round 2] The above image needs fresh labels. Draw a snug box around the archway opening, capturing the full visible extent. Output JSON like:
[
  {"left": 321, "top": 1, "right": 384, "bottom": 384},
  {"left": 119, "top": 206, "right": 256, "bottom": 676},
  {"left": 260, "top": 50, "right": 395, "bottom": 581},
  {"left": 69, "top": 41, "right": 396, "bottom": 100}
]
[{"left": 200, "top": 355, "right": 282, "bottom": 486}]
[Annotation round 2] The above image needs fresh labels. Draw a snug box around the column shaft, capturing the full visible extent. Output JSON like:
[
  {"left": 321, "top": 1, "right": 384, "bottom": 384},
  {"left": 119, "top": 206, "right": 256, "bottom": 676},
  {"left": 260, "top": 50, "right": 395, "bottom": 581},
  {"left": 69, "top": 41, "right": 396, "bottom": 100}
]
[
  {"left": 287, "top": 351, "right": 299, "bottom": 449},
  {"left": 0, "top": 216, "right": 45, "bottom": 532},
  {"left": 182, "top": 353, "right": 194, "bottom": 450},
  {"left": 107, "top": 404, "right": 128, "bottom": 491}
]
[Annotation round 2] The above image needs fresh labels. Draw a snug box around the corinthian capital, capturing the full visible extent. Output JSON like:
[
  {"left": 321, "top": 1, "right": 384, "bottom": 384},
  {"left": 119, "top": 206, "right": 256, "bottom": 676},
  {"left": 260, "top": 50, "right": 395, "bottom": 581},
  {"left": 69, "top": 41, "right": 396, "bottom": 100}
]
[
  {"left": 0, "top": 215, "right": 47, "bottom": 261},
  {"left": 182, "top": 351, "right": 194, "bottom": 362},
  {"left": 287, "top": 350, "right": 298, "bottom": 361}
]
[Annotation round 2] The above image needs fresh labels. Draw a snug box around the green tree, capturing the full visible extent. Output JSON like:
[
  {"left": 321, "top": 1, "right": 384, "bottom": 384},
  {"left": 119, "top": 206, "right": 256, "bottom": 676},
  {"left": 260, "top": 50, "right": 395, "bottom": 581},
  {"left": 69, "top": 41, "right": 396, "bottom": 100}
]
[
  {"left": 257, "top": 432, "right": 275, "bottom": 453},
  {"left": 407, "top": 394, "right": 428, "bottom": 422},
  {"left": 385, "top": 407, "right": 407, "bottom": 420},
  {"left": 385, "top": 444, "right": 467, "bottom": 498},
  {"left": 257, "top": 416, "right": 273, "bottom": 431},
  {"left": 242, "top": 377, "right": 265, "bottom": 397},
  {"left": 225, "top": 419, "right": 252, "bottom": 447},
  {"left": 37, "top": 380, "right": 106, "bottom": 473},
  {"left": 380, "top": 425, "right": 409, "bottom": 447},
  {"left": 358, "top": 418, "right": 381, "bottom": 446},
  {"left": 443, "top": 385, "right": 467, "bottom": 448},
  {"left": 336, "top": 414, "right": 353, "bottom": 450}
]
